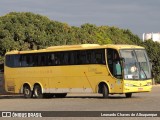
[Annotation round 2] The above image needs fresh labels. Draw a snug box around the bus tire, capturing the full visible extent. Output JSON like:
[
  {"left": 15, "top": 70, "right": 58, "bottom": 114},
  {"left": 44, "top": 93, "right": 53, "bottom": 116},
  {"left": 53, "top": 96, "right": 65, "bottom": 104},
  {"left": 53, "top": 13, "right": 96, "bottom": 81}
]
[
  {"left": 33, "top": 85, "right": 43, "bottom": 98},
  {"left": 102, "top": 84, "right": 109, "bottom": 98},
  {"left": 23, "top": 85, "right": 32, "bottom": 98},
  {"left": 125, "top": 93, "right": 132, "bottom": 98},
  {"left": 55, "top": 93, "right": 67, "bottom": 98}
]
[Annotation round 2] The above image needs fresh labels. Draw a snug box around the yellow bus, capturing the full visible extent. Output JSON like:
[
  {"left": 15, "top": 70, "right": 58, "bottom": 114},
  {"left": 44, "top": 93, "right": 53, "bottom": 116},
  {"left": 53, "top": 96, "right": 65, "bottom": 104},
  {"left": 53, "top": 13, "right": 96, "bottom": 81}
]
[{"left": 4, "top": 44, "right": 152, "bottom": 98}]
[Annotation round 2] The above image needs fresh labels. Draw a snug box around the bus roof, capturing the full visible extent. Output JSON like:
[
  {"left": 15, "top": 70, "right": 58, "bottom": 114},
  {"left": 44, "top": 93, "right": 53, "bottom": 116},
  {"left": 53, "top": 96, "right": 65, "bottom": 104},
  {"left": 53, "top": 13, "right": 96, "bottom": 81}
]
[{"left": 5, "top": 44, "right": 144, "bottom": 55}]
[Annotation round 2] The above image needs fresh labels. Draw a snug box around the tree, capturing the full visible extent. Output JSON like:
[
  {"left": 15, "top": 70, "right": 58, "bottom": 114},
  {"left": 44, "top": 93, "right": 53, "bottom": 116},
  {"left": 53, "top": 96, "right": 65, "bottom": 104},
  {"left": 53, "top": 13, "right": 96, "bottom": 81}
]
[
  {"left": 142, "top": 40, "right": 160, "bottom": 83},
  {"left": 0, "top": 12, "right": 160, "bottom": 83}
]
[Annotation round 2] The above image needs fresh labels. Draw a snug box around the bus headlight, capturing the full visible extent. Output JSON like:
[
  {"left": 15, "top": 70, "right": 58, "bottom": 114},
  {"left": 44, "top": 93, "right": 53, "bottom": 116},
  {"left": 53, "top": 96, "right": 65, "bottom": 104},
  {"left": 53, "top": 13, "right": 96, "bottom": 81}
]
[{"left": 125, "top": 83, "right": 133, "bottom": 87}]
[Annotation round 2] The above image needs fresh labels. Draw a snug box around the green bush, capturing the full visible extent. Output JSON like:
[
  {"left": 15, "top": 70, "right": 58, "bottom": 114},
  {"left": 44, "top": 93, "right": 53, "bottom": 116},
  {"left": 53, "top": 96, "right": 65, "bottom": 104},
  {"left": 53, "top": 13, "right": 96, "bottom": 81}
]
[{"left": 0, "top": 12, "right": 160, "bottom": 83}]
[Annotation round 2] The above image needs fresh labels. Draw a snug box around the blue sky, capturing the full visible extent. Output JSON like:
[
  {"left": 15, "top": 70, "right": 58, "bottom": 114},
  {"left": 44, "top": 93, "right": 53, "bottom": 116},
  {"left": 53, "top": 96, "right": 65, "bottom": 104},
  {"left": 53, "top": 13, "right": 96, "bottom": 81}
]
[{"left": 0, "top": 0, "right": 160, "bottom": 38}]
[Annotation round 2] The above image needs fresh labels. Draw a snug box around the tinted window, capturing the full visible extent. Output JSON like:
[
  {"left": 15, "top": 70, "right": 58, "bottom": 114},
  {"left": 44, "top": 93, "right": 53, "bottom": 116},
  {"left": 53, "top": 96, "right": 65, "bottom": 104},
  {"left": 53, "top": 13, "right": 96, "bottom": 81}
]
[
  {"left": 5, "top": 54, "right": 20, "bottom": 67},
  {"left": 5, "top": 49, "right": 106, "bottom": 67}
]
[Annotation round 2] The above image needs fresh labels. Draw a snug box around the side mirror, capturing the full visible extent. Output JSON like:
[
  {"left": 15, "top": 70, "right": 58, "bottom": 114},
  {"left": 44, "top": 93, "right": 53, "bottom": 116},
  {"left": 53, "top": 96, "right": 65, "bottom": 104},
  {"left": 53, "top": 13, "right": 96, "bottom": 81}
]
[{"left": 150, "top": 62, "right": 152, "bottom": 70}]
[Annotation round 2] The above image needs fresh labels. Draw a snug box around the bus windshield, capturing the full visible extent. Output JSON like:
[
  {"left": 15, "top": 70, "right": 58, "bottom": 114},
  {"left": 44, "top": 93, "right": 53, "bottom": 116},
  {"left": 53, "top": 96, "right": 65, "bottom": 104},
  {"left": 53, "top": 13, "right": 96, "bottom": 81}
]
[{"left": 120, "top": 49, "right": 151, "bottom": 80}]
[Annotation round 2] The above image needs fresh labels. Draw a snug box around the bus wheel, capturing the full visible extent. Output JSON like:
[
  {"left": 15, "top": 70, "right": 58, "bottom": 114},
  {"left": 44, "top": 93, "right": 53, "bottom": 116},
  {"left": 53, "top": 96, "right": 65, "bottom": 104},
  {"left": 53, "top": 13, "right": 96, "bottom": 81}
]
[
  {"left": 23, "top": 85, "right": 32, "bottom": 98},
  {"left": 125, "top": 93, "right": 132, "bottom": 98},
  {"left": 33, "top": 85, "right": 43, "bottom": 98},
  {"left": 55, "top": 93, "right": 67, "bottom": 98},
  {"left": 102, "top": 84, "right": 109, "bottom": 98}
]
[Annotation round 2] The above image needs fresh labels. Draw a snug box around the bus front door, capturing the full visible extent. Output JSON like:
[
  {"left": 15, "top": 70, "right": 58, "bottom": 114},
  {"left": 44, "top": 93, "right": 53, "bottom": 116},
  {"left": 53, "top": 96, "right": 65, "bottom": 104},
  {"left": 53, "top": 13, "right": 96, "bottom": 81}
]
[{"left": 107, "top": 48, "right": 123, "bottom": 93}]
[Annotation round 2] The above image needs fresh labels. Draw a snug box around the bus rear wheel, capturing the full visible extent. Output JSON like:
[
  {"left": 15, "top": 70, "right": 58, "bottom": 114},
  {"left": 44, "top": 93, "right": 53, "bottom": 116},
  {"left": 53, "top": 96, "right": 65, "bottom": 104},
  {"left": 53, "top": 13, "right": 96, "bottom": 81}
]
[
  {"left": 33, "top": 85, "right": 43, "bottom": 98},
  {"left": 55, "top": 93, "right": 67, "bottom": 98},
  {"left": 102, "top": 84, "right": 109, "bottom": 98},
  {"left": 23, "top": 85, "right": 32, "bottom": 98},
  {"left": 125, "top": 93, "right": 132, "bottom": 98}
]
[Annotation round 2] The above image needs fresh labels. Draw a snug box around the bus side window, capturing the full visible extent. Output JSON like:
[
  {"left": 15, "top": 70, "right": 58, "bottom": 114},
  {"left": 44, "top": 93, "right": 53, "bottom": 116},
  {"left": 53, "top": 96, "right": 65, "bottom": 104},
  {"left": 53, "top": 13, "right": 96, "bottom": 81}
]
[
  {"left": 48, "top": 53, "right": 56, "bottom": 66},
  {"left": 26, "top": 55, "right": 34, "bottom": 67},
  {"left": 94, "top": 49, "right": 105, "bottom": 64},
  {"left": 5, "top": 55, "right": 13, "bottom": 67},
  {"left": 95, "top": 53, "right": 102, "bottom": 63},
  {"left": 53, "top": 53, "right": 60, "bottom": 65},
  {"left": 69, "top": 52, "right": 75, "bottom": 65},
  {"left": 86, "top": 50, "right": 93, "bottom": 64},
  {"left": 38, "top": 55, "right": 42, "bottom": 66},
  {"left": 41, "top": 55, "right": 45, "bottom": 66},
  {"left": 63, "top": 52, "right": 69, "bottom": 65},
  {"left": 48, "top": 53, "right": 53, "bottom": 65},
  {"left": 21, "top": 55, "right": 28, "bottom": 67},
  {"left": 33, "top": 54, "right": 38, "bottom": 66},
  {"left": 13, "top": 55, "right": 21, "bottom": 67}
]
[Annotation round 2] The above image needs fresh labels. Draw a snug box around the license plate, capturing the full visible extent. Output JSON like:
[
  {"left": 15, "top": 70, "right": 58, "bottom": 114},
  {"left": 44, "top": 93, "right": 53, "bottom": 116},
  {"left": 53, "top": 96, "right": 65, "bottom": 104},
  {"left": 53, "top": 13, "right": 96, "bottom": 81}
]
[{"left": 138, "top": 88, "right": 143, "bottom": 91}]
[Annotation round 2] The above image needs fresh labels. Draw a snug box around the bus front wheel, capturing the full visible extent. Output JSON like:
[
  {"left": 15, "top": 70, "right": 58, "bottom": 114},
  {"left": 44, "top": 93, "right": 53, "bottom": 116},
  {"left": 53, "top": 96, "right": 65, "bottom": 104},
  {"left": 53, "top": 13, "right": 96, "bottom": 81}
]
[
  {"left": 102, "top": 84, "right": 109, "bottom": 98},
  {"left": 23, "top": 85, "right": 32, "bottom": 98},
  {"left": 33, "top": 85, "right": 43, "bottom": 98}
]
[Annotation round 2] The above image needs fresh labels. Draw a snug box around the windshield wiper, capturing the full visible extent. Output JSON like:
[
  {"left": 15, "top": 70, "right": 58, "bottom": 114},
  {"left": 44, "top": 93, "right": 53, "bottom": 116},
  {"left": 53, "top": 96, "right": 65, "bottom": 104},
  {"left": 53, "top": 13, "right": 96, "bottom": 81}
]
[{"left": 139, "top": 63, "right": 147, "bottom": 79}]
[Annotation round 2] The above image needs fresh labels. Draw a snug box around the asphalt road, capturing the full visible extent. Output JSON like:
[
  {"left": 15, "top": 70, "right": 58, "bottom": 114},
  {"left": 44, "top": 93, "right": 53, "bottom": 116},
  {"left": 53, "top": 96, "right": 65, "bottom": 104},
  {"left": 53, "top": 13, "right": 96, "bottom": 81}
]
[{"left": 0, "top": 85, "right": 159, "bottom": 120}]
